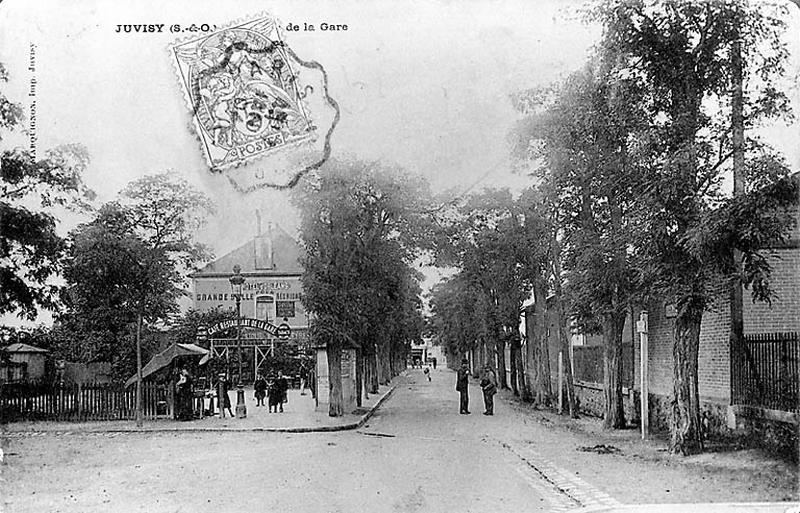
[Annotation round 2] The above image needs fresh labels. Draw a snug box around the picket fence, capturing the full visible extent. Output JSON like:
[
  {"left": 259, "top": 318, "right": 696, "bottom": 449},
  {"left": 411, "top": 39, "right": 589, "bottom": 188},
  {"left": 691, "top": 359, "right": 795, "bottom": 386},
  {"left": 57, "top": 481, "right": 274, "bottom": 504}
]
[{"left": 0, "top": 380, "right": 172, "bottom": 422}]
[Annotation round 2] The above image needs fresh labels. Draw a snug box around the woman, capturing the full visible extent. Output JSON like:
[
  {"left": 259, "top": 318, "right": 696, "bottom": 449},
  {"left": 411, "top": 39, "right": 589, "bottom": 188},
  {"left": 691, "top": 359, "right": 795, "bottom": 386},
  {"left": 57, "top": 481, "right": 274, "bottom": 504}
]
[
  {"left": 480, "top": 364, "right": 498, "bottom": 416},
  {"left": 217, "top": 373, "right": 233, "bottom": 418},
  {"left": 175, "top": 368, "right": 194, "bottom": 421}
]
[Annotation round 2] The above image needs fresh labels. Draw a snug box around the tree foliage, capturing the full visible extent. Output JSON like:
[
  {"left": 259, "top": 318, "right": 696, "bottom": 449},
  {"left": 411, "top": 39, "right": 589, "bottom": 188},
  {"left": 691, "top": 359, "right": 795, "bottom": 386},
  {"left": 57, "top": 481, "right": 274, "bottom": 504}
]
[
  {"left": 294, "top": 158, "right": 430, "bottom": 415},
  {"left": 0, "top": 63, "right": 94, "bottom": 319}
]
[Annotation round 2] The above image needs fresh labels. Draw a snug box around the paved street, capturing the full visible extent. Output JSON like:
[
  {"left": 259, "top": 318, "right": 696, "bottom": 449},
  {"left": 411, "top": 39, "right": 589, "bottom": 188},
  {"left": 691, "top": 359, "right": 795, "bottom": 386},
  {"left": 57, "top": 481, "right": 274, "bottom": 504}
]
[{"left": 2, "top": 368, "right": 796, "bottom": 512}]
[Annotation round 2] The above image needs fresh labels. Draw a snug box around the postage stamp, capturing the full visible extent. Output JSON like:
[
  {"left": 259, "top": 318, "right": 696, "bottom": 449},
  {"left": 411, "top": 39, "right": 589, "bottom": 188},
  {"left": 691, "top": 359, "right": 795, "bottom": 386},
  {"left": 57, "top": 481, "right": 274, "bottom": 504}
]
[{"left": 171, "top": 14, "right": 338, "bottom": 190}]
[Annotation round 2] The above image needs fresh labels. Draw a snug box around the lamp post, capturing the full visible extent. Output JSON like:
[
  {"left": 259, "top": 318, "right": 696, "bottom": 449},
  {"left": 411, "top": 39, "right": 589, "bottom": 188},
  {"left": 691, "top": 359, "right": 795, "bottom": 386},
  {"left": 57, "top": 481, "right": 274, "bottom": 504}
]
[
  {"left": 229, "top": 264, "right": 247, "bottom": 418},
  {"left": 229, "top": 265, "right": 246, "bottom": 385}
]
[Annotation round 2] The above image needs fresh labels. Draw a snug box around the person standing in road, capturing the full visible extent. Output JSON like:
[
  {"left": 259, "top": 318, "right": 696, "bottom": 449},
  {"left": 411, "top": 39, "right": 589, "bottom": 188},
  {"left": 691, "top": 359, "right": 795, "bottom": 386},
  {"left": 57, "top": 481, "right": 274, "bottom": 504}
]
[
  {"left": 456, "top": 359, "right": 471, "bottom": 414},
  {"left": 480, "top": 364, "right": 498, "bottom": 416},
  {"left": 432, "top": 357, "right": 437, "bottom": 370}
]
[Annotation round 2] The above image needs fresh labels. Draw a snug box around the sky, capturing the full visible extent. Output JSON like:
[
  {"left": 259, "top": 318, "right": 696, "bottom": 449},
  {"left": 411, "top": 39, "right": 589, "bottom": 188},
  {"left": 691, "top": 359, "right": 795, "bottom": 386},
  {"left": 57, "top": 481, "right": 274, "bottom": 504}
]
[{"left": 1, "top": 0, "right": 799, "bottom": 326}]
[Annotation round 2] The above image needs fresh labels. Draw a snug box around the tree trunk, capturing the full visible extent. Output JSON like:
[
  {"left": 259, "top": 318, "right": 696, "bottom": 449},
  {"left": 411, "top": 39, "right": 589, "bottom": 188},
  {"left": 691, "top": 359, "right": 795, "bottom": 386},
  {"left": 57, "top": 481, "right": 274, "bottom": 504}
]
[
  {"left": 557, "top": 317, "right": 579, "bottom": 419},
  {"left": 496, "top": 334, "right": 508, "bottom": 390},
  {"left": 369, "top": 344, "right": 379, "bottom": 394},
  {"left": 602, "top": 311, "right": 627, "bottom": 429},
  {"left": 529, "top": 277, "right": 551, "bottom": 407},
  {"left": 509, "top": 334, "right": 519, "bottom": 396},
  {"left": 376, "top": 342, "right": 390, "bottom": 384},
  {"left": 729, "top": 15, "right": 745, "bottom": 411},
  {"left": 670, "top": 306, "right": 704, "bottom": 455},
  {"left": 327, "top": 344, "right": 344, "bottom": 417},
  {"left": 135, "top": 309, "right": 144, "bottom": 427},
  {"left": 511, "top": 334, "right": 528, "bottom": 399},
  {"left": 355, "top": 347, "right": 363, "bottom": 408},
  {"left": 551, "top": 233, "right": 578, "bottom": 418}
]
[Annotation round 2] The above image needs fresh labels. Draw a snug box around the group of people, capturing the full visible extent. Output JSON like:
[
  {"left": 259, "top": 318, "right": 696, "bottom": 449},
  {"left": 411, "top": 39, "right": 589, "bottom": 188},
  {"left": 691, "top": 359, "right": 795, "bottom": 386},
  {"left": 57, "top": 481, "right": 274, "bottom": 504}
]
[
  {"left": 253, "top": 371, "right": 289, "bottom": 413},
  {"left": 455, "top": 358, "right": 497, "bottom": 416}
]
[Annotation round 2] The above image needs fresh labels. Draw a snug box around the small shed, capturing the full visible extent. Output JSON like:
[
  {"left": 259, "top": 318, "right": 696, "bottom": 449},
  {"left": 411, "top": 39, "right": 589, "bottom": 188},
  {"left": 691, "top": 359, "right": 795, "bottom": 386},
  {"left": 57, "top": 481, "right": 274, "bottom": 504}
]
[{"left": 1, "top": 343, "right": 49, "bottom": 381}]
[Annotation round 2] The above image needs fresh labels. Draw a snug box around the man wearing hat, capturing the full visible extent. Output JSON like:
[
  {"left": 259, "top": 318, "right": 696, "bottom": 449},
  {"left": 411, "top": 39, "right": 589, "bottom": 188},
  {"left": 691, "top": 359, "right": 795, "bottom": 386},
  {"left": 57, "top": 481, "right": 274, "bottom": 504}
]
[{"left": 455, "top": 358, "right": 471, "bottom": 414}]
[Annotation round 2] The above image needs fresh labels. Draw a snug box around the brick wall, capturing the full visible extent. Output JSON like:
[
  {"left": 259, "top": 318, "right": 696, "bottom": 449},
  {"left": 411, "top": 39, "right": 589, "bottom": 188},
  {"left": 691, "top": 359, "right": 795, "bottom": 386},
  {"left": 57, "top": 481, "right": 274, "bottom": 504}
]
[{"left": 743, "top": 248, "right": 800, "bottom": 334}]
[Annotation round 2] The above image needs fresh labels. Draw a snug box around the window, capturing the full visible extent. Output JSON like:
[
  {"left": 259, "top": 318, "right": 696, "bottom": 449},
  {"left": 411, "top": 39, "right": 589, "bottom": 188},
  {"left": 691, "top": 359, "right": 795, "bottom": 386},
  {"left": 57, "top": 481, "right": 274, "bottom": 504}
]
[
  {"left": 255, "top": 294, "right": 274, "bottom": 322},
  {"left": 276, "top": 301, "right": 295, "bottom": 318}
]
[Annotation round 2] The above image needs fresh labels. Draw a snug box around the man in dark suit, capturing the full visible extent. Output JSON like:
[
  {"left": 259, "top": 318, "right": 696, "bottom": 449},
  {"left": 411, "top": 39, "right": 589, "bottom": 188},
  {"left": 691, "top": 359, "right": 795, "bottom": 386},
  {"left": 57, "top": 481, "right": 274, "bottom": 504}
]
[{"left": 455, "top": 359, "right": 471, "bottom": 414}]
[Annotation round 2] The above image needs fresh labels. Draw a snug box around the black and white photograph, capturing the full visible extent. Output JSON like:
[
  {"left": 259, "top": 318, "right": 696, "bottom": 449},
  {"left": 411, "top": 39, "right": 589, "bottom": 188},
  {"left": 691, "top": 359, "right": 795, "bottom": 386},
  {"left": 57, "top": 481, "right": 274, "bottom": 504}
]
[{"left": 1, "top": 1, "right": 798, "bottom": 512}]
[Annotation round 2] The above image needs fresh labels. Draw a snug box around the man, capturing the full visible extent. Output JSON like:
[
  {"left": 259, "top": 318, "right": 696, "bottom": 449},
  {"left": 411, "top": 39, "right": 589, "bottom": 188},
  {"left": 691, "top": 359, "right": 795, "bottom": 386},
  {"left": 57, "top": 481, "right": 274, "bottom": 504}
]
[
  {"left": 276, "top": 370, "right": 289, "bottom": 413},
  {"left": 480, "top": 364, "right": 498, "bottom": 416},
  {"left": 432, "top": 357, "right": 437, "bottom": 370},
  {"left": 455, "top": 359, "right": 471, "bottom": 414},
  {"left": 253, "top": 374, "right": 267, "bottom": 407}
]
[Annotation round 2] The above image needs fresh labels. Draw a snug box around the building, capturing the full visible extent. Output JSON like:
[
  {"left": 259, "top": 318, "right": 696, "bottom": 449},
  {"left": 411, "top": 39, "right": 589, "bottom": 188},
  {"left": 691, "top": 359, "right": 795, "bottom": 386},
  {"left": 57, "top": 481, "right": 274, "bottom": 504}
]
[
  {"left": 1, "top": 343, "right": 49, "bottom": 382},
  {"left": 190, "top": 222, "right": 310, "bottom": 382},
  {"left": 522, "top": 174, "right": 799, "bottom": 448}
]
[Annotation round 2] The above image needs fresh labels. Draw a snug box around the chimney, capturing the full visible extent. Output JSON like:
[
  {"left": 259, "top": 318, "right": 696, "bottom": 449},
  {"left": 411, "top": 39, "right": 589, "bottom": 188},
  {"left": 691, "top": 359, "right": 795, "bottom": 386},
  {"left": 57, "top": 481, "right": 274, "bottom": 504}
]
[{"left": 254, "top": 219, "right": 275, "bottom": 270}]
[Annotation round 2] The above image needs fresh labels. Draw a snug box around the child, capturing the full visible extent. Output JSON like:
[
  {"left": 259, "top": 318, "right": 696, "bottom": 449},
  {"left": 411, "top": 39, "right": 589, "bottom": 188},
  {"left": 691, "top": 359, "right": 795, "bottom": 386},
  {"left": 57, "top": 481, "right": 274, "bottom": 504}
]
[{"left": 423, "top": 367, "right": 431, "bottom": 382}]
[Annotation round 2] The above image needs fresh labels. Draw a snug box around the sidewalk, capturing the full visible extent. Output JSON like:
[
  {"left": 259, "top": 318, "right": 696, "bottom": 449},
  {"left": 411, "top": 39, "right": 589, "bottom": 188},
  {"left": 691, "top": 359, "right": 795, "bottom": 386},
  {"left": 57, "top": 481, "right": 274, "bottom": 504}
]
[
  {"left": 486, "top": 376, "right": 799, "bottom": 505},
  {"left": 1, "top": 376, "right": 400, "bottom": 434}
]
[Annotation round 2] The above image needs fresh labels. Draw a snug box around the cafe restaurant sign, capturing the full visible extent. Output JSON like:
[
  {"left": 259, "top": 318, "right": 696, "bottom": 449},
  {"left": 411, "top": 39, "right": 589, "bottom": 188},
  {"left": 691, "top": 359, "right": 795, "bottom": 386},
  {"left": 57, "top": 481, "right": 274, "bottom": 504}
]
[{"left": 208, "top": 318, "right": 279, "bottom": 336}]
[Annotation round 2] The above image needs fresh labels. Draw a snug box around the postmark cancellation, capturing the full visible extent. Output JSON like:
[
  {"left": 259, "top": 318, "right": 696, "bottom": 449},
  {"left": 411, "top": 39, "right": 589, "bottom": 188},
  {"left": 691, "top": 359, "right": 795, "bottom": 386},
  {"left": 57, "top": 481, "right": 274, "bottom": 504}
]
[{"left": 171, "top": 14, "right": 338, "bottom": 190}]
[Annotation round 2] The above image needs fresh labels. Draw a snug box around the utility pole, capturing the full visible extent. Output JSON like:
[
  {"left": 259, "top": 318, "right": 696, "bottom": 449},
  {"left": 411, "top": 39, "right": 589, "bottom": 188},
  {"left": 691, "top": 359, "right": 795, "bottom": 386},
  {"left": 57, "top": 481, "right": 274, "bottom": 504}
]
[{"left": 637, "top": 310, "right": 649, "bottom": 440}]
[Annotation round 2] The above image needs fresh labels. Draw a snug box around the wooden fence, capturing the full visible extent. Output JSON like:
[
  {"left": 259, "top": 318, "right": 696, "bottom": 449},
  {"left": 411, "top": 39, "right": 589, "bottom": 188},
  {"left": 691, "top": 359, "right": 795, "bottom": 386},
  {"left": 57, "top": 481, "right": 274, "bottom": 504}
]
[
  {"left": 0, "top": 380, "right": 171, "bottom": 422},
  {"left": 731, "top": 332, "right": 799, "bottom": 413}
]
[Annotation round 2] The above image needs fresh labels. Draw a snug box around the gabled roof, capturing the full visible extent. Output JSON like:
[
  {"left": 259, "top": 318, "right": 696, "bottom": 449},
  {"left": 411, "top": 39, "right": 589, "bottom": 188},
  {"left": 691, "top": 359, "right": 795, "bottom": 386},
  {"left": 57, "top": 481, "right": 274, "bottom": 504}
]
[
  {"left": 2, "top": 343, "right": 49, "bottom": 353},
  {"left": 192, "top": 224, "right": 303, "bottom": 277}
]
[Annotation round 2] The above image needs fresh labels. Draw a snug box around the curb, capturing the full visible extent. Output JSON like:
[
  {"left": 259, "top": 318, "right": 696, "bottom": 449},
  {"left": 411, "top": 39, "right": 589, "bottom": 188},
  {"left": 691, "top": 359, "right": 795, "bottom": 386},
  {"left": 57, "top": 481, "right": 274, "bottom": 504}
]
[{"left": 2, "top": 380, "right": 400, "bottom": 436}]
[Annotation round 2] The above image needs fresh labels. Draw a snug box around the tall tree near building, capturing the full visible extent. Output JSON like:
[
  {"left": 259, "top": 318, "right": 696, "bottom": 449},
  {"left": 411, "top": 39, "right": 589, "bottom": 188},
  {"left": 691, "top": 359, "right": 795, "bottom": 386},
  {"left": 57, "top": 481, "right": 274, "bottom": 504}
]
[
  {"left": 510, "top": 62, "right": 648, "bottom": 428},
  {"left": 120, "top": 173, "right": 213, "bottom": 425},
  {"left": 295, "top": 158, "right": 430, "bottom": 416},
  {"left": 60, "top": 173, "right": 214, "bottom": 424},
  {"left": 0, "top": 62, "right": 94, "bottom": 319},
  {"left": 432, "top": 188, "right": 553, "bottom": 402},
  {"left": 590, "top": 0, "right": 797, "bottom": 453}
]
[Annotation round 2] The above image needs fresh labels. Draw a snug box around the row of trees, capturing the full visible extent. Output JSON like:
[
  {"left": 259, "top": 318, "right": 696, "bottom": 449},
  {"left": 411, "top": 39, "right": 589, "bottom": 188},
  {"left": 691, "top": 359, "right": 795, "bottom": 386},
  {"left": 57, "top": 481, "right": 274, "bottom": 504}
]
[
  {"left": 429, "top": 0, "right": 798, "bottom": 455},
  {"left": 294, "top": 159, "right": 430, "bottom": 416}
]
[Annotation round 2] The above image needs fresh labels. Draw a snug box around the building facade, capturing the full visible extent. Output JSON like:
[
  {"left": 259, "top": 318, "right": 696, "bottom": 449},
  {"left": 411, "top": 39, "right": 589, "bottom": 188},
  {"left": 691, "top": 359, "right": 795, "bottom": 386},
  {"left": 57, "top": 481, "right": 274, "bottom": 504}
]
[{"left": 190, "top": 223, "right": 310, "bottom": 382}]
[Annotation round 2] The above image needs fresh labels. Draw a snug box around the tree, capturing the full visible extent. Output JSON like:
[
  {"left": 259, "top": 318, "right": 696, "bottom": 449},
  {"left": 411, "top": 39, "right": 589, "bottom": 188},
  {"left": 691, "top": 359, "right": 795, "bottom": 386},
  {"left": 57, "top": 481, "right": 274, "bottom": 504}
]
[
  {"left": 60, "top": 203, "right": 182, "bottom": 378},
  {"left": 60, "top": 173, "right": 213, "bottom": 423},
  {"left": 0, "top": 62, "right": 93, "bottom": 319},
  {"left": 510, "top": 61, "right": 648, "bottom": 428},
  {"left": 431, "top": 188, "right": 554, "bottom": 404},
  {"left": 294, "top": 158, "right": 430, "bottom": 416},
  {"left": 590, "top": 0, "right": 797, "bottom": 453}
]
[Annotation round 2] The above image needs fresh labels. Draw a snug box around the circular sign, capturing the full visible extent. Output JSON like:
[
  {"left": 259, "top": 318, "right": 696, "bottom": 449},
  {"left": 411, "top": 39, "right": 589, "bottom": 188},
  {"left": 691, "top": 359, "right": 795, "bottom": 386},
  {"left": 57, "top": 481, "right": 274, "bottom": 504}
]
[{"left": 277, "top": 323, "right": 291, "bottom": 340}]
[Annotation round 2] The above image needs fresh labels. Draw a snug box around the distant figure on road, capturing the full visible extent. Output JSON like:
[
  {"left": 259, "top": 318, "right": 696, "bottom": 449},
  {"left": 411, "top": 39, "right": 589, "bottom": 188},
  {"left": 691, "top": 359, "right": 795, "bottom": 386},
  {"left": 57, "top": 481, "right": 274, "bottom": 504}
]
[
  {"left": 480, "top": 364, "right": 498, "bottom": 416},
  {"left": 456, "top": 359, "right": 470, "bottom": 414},
  {"left": 424, "top": 367, "right": 431, "bottom": 381},
  {"left": 217, "top": 373, "right": 233, "bottom": 418},
  {"left": 254, "top": 374, "right": 267, "bottom": 407},
  {"left": 299, "top": 361, "right": 309, "bottom": 395},
  {"left": 432, "top": 357, "right": 437, "bottom": 370}
]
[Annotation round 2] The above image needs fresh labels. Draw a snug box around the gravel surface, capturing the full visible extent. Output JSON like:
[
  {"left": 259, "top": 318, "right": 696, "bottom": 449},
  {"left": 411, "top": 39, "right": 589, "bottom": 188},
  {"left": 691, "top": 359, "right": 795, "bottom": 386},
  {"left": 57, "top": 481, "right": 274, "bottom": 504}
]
[{"left": 2, "top": 368, "right": 796, "bottom": 512}]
